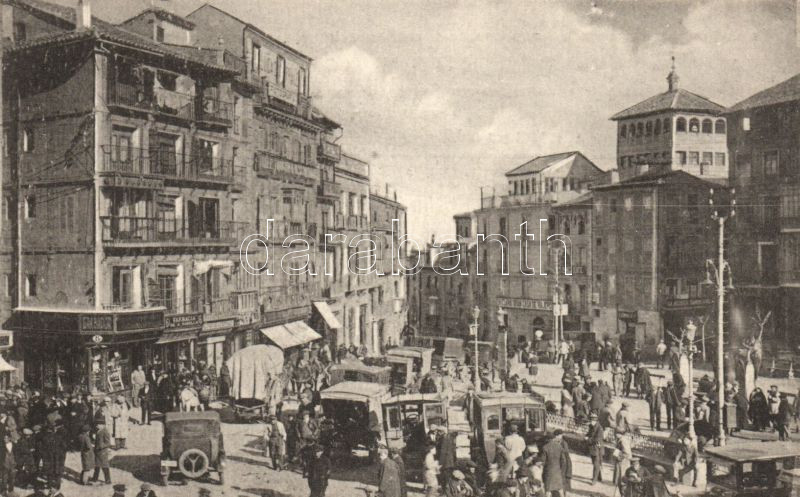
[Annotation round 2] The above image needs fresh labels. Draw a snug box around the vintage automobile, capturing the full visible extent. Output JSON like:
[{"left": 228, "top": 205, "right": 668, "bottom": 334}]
[
  {"left": 381, "top": 392, "right": 449, "bottom": 480},
  {"left": 385, "top": 346, "right": 433, "bottom": 387},
  {"left": 329, "top": 358, "right": 393, "bottom": 386},
  {"left": 160, "top": 411, "right": 225, "bottom": 486},
  {"left": 320, "top": 381, "right": 394, "bottom": 462},
  {"left": 469, "top": 391, "right": 547, "bottom": 467},
  {"left": 409, "top": 336, "right": 465, "bottom": 366},
  {"left": 703, "top": 441, "right": 800, "bottom": 497}
]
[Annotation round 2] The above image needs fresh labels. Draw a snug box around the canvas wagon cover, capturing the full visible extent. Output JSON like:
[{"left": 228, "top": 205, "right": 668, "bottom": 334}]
[{"left": 226, "top": 345, "right": 285, "bottom": 401}]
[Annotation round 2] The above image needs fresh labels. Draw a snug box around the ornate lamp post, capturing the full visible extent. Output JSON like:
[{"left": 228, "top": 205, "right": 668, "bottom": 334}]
[
  {"left": 685, "top": 319, "right": 697, "bottom": 441},
  {"left": 497, "top": 307, "right": 509, "bottom": 374},
  {"left": 471, "top": 306, "right": 481, "bottom": 392}
]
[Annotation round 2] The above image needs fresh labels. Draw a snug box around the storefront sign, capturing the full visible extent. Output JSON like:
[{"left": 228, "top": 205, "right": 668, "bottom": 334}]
[
  {"left": 79, "top": 315, "right": 113, "bottom": 332},
  {"left": 165, "top": 313, "right": 203, "bottom": 330},
  {"left": 496, "top": 297, "right": 553, "bottom": 312},
  {"left": 116, "top": 311, "right": 164, "bottom": 332},
  {"left": 618, "top": 310, "right": 638, "bottom": 322}
]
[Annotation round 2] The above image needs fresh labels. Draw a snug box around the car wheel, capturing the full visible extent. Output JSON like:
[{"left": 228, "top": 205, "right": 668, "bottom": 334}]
[
  {"left": 161, "top": 468, "right": 170, "bottom": 486},
  {"left": 178, "top": 448, "right": 210, "bottom": 479}
]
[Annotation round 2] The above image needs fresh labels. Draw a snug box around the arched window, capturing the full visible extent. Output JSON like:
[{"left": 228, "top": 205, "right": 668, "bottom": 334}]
[
  {"left": 654, "top": 119, "right": 661, "bottom": 135},
  {"left": 715, "top": 119, "right": 726, "bottom": 134},
  {"left": 645, "top": 121, "right": 653, "bottom": 136},
  {"left": 636, "top": 122, "right": 643, "bottom": 137},
  {"left": 578, "top": 217, "right": 585, "bottom": 235},
  {"left": 702, "top": 119, "right": 713, "bottom": 133},
  {"left": 689, "top": 118, "right": 700, "bottom": 133},
  {"left": 676, "top": 117, "right": 687, "bottom": 132},
  {"left": 620, "top": 124, "right": 627, "bottom": 138}
]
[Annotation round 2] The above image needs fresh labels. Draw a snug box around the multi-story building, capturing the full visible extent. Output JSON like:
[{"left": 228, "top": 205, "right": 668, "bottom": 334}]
[
  {"left": 592, "top": 170, "right": 720, "bottom": 357},
  {"left": 725, "top": 72, "right": 800, "bottom": 349},
  {"left": 552, "top": 192, "right": 594, "bottom": 333},
  {"left": 612, "top": 63, "right": 728, "bottom": 182},
  {"left": 474, "top": 151, "right": 605, "bottom": 349},
  {"left": 0, "top": 0, "right": 408, "bottom": 392}
]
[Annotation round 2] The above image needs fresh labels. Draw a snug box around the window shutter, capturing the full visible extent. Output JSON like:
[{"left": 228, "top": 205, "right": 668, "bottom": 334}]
[{"left": 147, "top": 274, "right": 161, "bottom": 307}]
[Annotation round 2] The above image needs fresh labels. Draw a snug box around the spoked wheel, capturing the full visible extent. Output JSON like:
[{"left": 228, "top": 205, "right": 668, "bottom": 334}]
[{"left": 178, "top": 448, "right": 210, "bottom": 479}]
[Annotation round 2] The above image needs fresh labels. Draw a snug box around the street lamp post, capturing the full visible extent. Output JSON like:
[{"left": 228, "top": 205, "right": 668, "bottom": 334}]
[
  {"left": 471, "top": 306, "right": 481, "bottom": 392},
  {"left": 497, "top": 307, "right": 509, "bottom": 375},
  {"left": 685, "top": 320, "right": 697, "bottom": 441}
]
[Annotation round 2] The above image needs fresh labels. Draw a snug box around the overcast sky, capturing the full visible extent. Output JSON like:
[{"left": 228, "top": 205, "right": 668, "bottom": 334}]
[{"left": 57, "top": 0, "right": 800, "bottom": 240}]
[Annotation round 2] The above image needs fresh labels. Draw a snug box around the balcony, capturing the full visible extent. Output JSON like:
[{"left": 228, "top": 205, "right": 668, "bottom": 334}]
[
  {"left": 573, "top": 265, "right": 586, "bottom": 275},
  {"left": 196, "top": 96, "right": 232, "bottom": 126},
  {"left": 101, "top": 146, "right": 241, "bottom": 186},
  {"left": 318, "top": 180, "right": 342, "bottom": 200},
  {"left": 232, "top": 290, "right": 260, "bottom": 325},
  {"left": 100, "top": 216, "right": 249, "bottom": 247},
  {"left": 318, "top": 140, "right": 341, "bottom": 163},
  {"left": 254, "top": 151, "right": 317, "bottom": 186},
  {"left": 190, "top": 296, "right": 235, "bottom": 321}
]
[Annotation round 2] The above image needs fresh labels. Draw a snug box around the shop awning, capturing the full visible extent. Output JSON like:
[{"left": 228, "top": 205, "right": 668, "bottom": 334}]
[
  {"left": 313, "top": 301, "right": 341, "bottom": 330},
  {"left": 0, "top": 356, "right": 16, "bottom": 373},
  {"left": 156, "top": 330, "right": 198, "bottom": 345},
  {"left": 260, "top": 321, "right": 321, "bottom": 350},
  {"left": 192, "top": 260, "right": 234, "bottom": 277}
]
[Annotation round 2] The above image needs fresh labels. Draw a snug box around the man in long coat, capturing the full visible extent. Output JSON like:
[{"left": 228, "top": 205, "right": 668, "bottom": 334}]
[
  {"left": 390, "top": 448, "right": 407, "bottom": 497},
  {"left": 77, "top": 424, "right": 94, "bottom": 485},
  {"left": 307, "top": 446, "right": 331, "bottom": 497},
  {"left": 378, "top": 449, "right": 402, "bottom": 497},
  {"left": 90, "top": 420, "right": 112, "bottom": 485},
  {"left": 586, "top": 413, "right": 605, "bottom": 484},
  {"left": 541, "top": 432, "right": 567, "bottom": 497}
]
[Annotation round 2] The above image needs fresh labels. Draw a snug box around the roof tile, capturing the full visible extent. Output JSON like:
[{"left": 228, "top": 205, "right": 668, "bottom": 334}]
[{"left": 611, "top": 89, "right": 725, "bottom": 120}]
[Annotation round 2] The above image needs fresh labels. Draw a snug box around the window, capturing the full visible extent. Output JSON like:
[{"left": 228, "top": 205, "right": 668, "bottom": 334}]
[
  {"left": 742, "top": 117, "right": 751, "bottom": 131},
  {"left": 25, "top": 274, "right": 36, "bottom": 297},
  {"left": 157, "top": 275, "right": 176, "bottom": 311},
  {"left": 2, "top": 274, "right": 9, "bottom": 298},
  {"left": 251, "top": 43, "right": 261, "bottom": 73},
  {"left": 156, "top": 26, "right": 165, "bottom": 42},
  {"left": 636, "top": 122, "right": 643, "bottom": 137},
  {"left": 715, "top": 119, "right": 726, "bottom": 134},
  {"left": 624, "top": 196, "right": 633, "bottom": 211},
  {"left": 676, "top": 117, "right": 686, "bottom": 132},
  {"left": 24, "top": 195, "right": 35, "bottom": 219},
  {"left": 298, "top": 68, "right": 307, "bottom": 95},
  {"left": 701, "top": 119, "right": 713, "bottom": 133},
  {"left": 702, "top": 152, "right": 713, "bottom": 165},
  {"left": 643, "top": 196, "right": 652, "bottom": 210},
  {"left": 578, "top": 217, "right": 585, "bottom": 234},
  {"left": 764, "top": 151, "right": 779, "bottom": 176},
  {"left": 610, "top": 198, "right": 617, "bottom": 213},
  {"left": 689, "top": 118, "right": 700, "bottom": 132},
  {"left": 563, "top": 219, "right": 570, "bottom": 235},
  {"left": 111, "top": 128, "right": 133, "bottom": 168},
  {"left": 23, "top": 128, "right": 34, "bottom": 152},
  {"left": 276, "top": 55, "right": 286, "bottom": 87},
  {"left": 596, "top": 237, "right": 602, "bottom": 247},
  {"left": 645, "top": 121, "right": 652, "bottom": 136},
  {"left": 112, "top": 267, "right": 133, "bottom": 306},
  {"left": 13, "top": 22, "right": 26, "bottom": 42},
  {"left": 620, "top": 124, "right": 627, "bottom": 138},
  {"left": 687, "top": 194, "right": 699, "bottom": 223},
  {"left": 654, "top": 119, "right": 661, "bottom": 135},
  {"left": 663, "top": 118, "right": 671, "bottom": 134},
  {"left": 688, "top": 151, "right": 699, "bottom": 165},
  {"left": 715, "top": 153, "right": 726, "bottom": 166}
]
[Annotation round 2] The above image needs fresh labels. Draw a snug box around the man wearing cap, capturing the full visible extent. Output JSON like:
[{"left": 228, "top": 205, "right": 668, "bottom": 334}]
[
  {"left": 14, "top": 426, "right": 33, "bottom": 488},
  {"left": 620, "top": 456, "right": 649, "bottom": 495},
  {"left": 586, "top": 412, "right": 605, "bottom": 484},
  {"left": 444, "top": 469, "right": 471, "bottom": 497},
  {"left": 90, "top": 419, "right": 112, "bottom": 485}
]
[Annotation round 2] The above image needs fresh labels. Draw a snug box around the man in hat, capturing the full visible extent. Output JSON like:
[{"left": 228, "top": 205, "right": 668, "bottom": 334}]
[
  {"left": 586, "top": 412, "right": 604, "bottom": 484},
  {"left": 306, "top": 445, "right": 331, "bottom": 497},
  {"left": 130, "top": 365, "right": 146, "bottom": 410},
  {"left": 436, "top": 426, "right": 457, "bottom": 485},
  {"left": 389, "top": 448, "right": 407, "bottom": 497},
  {"left": 15, "top": 426, "right": 34, "bottom": 488},
  {"left": 620, "top": 456, "right": 649, "bottom": 495},
  {"left": 541, "top": 431, "right": 567, "bottom": 497},
  {"left": 90, "top": 420, "right": 112, "bottom": 485},
  {"left": 778, "top": 392, "right": 792, "bottom": 441},
  {"left": 77, "top": 424, "right": 93, "bottom": 485},
  {"left": 664, "top": 380, "right": 678, "bottom": 430},
  {"left": 111, "top": 396, "right": 129, "bottom": 450},
  {"left": 378, "top": 447, "right": 401, "bottom": 497},
  {"left": 504, "top": 424, "right": 525, "bottom": 472},
  {"left": 39, "top": 421, "right": 66, "bottom": 490}
]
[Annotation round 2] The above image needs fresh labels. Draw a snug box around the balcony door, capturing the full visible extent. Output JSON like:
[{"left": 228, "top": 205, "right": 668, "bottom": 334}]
[
  {"left": 187, "top": 197, "right": 220, "bottom": 239},
  {"left": 112, "top": 265, "right": 141, "bottom": 309},
  {"left": 109, "top": 189, "right": 153, "bottom": 240},
  {"left": 110, "top": 127, "right": 134, "bottom": 172},
  {"left": 152, "top": 133, "right": 179, "bottom": 176}
]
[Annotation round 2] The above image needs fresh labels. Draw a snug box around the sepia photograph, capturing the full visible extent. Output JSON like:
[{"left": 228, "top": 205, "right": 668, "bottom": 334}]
[{"left": 0, "top": 0, "right": 799, "bottom": 496}]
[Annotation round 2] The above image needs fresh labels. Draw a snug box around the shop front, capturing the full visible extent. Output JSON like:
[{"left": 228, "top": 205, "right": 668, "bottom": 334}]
[
  {"left": 198, "top": 317, "right": 235, "bottom": 374},
  {"left": 154, "top": 312, "right": 203, "bottom": 373},
  {"left": 12, "top": 307, "right": 164, "bottom": 396}
]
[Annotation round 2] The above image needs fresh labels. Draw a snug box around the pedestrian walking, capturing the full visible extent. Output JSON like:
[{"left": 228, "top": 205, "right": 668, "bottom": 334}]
[
  {"left": 90, "top": 420, "right": 112, "bottom": 485},
  {"left": 306, "top": 445, "right": 331, "bottom": 497},
  {"left": 664, "top": 381, "right": 679, "bottom": 430},
  {"left": 265, "top": 415, "right": 287, "bottom": 470},
  {"left": 423, "top": 443, "right": 440, "bottom": 497},
  {"left": 130, "top": 365, "right": 146, "bottom": 409},
  {"left": 378, "top": 448, "right": 402, "bottom": 497},
  {"left": 778, "top": 393, "right": 791, "bottom": 441},
  {"left": 656, "top": 339, "right": 667, "bottom": 369},
  {"left": 648, "top": 386, "right": 664, "bottom": 431},
  {"left": 623, "top": 364, "right": 634, "bottom": 397},
  {"left": 390, "top": 448, "right": 407, "bottom": 497},
  {"left": 541, "top": 431, "right": 567, "bottom": 497},
  {"left": 138, "top": 383, "right": 153, "bottom": 426},
  {"left": 768, "top": 385, "right": 781, "bottom": 428},
  {"left": 78, "top": 424, "right": 94, "bottom": 485},
  {"left": 586, "top": 413, "right": 604, "bottom": 484},
  {"left": 111, "top": 395, "right": 129, "bottom": 450},
  {"left": 611, "top": 364, "right": 623, "bottom": 396},
  {"left": 749, "top": 387, "right": 770, "bottom": 431}
]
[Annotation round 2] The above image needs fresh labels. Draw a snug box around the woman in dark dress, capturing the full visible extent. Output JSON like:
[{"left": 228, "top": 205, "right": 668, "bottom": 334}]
[{"left": 748, "top": 388, "right": 770, "bottom": 431}]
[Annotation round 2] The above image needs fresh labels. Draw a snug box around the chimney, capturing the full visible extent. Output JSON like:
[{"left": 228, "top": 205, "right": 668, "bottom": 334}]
[
  {"left": 76, "top": 0, "right": 91, "bottom": 30},
  {"left": 666, "top": 56, "right": 679, "bottom": 92}
]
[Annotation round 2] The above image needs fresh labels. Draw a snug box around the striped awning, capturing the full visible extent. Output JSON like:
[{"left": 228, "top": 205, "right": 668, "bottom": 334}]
[{"left": 260, "top": 320, "right": 321, "bottom": 350}]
